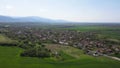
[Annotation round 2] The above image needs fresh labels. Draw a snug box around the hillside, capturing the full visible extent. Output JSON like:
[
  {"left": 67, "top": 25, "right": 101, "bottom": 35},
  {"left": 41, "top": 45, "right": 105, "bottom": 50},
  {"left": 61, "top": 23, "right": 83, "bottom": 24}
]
[{"left": 0, "top": 15, "right": 67, "bottom": 23}]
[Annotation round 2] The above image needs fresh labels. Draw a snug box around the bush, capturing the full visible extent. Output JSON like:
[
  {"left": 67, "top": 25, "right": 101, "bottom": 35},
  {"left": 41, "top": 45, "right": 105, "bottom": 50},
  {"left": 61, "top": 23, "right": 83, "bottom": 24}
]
[{"left": 20, "top": 45, "right": 51, "bottom": 58}]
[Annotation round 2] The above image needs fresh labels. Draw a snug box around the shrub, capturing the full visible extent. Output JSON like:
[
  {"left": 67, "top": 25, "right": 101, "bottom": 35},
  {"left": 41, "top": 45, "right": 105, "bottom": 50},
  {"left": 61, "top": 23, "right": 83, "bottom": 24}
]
[{"left": 20, "top": 45, "right": 51, "bottom": 58}]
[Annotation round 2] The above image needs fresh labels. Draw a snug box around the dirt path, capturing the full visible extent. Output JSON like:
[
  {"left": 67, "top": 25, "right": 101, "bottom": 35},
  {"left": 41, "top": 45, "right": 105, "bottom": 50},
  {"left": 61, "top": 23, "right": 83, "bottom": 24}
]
[{"left": 104, "top": 55, "right": 120, "bottom": 61}]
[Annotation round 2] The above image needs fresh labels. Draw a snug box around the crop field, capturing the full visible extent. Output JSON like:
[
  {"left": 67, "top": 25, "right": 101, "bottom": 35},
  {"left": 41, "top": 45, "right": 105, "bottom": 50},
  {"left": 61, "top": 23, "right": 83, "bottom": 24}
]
[{"left": 66, "top": 26, "right": 120, "bottom": 39}]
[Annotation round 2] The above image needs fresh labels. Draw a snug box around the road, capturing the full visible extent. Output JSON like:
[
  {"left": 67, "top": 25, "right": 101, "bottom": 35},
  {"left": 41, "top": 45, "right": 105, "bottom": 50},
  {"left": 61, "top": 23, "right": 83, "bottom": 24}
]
[{"left": 103, "top": 55, "right": 120, "bottom": 61}]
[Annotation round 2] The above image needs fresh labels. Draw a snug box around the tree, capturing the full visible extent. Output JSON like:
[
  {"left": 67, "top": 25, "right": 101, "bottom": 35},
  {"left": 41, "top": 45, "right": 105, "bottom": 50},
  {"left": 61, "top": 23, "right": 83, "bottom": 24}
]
[{"left": 20, "top": 44, "right": 51, "bottom": 58}]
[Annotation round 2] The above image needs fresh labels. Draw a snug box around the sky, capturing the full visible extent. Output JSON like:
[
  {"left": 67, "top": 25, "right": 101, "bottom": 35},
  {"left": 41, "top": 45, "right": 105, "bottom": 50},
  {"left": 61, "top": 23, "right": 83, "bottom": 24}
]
[{"left": 0, "top": 0, "right": 120, "bottom": 22}]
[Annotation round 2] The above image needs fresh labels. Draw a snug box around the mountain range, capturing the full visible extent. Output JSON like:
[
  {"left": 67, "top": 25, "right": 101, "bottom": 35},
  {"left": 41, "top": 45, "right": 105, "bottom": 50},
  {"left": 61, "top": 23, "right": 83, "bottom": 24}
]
[{"left": 0, "top": 15, "right": 68, "bottom": 23}]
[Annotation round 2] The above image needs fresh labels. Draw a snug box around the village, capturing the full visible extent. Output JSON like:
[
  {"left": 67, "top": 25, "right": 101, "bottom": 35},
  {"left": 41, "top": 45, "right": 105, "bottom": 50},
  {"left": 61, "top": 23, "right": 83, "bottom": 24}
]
[{"left": 0, "top": 25, "right": 119, "bottom": 57}]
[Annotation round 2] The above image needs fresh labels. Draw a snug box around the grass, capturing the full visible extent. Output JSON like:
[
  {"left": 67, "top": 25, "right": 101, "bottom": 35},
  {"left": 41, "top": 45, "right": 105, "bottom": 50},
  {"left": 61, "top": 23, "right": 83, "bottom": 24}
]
[
  {"left": 66, "top": 26, "right": 120, "bottom": 32},
  {"left": 0, "top": 34, "right": 16, "bottom": 44},
  {"left": 0, "top": 34, "right": 12, "bottom": 43},
  {"left": 64, "top": 25, "right": 120, "bottom": 57},
  {"left": 0, "top": 27, "right": 120, "bottom": 68},
  {"left": 65, "top": 26, "right": 120, "bottom": 40},
  {"left": 45, "top": 44, "right": 92, "bottom": 61},
  {"left": 0, "top": 35, "right": 120, "bottom": 68},
  {"left": 0, "top": 46, "right": 120, "bottom": 68},
  {"left": 113, "top": 54, "right": 120, "bottom": 58}
]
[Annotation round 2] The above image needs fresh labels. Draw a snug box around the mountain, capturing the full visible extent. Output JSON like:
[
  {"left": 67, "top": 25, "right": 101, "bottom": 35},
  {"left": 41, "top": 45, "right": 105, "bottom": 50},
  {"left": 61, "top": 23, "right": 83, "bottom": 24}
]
[
  {"left": 0, "top": 16, "right": 15, "bottom": 22},
  {"left": 0, "top": 15, "right": 68, "bottom": 23}
]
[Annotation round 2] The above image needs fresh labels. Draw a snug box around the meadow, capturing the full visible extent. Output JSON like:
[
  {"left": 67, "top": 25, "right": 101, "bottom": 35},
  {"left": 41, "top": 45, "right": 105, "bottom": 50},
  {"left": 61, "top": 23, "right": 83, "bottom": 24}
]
[
  {"left": 0, "top": 25, "right": 120, "bottom": 68},
  {"left": 65, "top": 25, "right": 120, "bottom": 39},
  {"left": 0, "top": 46, "right": 120, "bottom": 68}
]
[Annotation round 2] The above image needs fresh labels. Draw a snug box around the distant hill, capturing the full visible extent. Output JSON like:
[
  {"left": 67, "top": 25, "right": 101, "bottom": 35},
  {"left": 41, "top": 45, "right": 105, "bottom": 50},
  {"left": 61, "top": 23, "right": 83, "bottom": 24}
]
[
  {"left": 0, "top": 15, "right": 68, "bottom": 23},
  {"left": 0, "top": 16, "right": 15, "bottom": 22}
]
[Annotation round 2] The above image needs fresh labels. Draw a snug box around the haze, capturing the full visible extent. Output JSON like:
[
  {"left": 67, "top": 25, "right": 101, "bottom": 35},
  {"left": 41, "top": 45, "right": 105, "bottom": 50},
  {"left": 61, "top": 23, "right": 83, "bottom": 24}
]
[{"left": 0, "top": 0, "right": 120, "bottom": 22}]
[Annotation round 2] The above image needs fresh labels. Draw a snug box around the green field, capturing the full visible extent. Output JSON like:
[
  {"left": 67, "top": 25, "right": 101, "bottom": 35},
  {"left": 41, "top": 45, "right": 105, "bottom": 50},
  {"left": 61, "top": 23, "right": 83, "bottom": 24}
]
[
  {"left": 0, "top": 26, "right": 120, "bottom": 68},
  {"left": 0, "top": 46, "right": 120, "bottom": 68},
  {"left": 66, "top": 26, "right": 120, "bottom": 40},
  {"left": 0, "top": 34, "right": 14, "bottom": 43},
  {"left": 0, "top": 34, "right": 17, "bottom": 46}
]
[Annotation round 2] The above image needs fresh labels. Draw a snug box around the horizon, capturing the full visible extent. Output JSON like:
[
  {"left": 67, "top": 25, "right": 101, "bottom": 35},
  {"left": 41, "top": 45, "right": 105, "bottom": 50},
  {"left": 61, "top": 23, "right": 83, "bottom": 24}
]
[
  {"left": 0, "top": 0, "right": 120, "bottom": 22},
  {"left": 0, "top": 15, "right": 120, "bottom": 23}
]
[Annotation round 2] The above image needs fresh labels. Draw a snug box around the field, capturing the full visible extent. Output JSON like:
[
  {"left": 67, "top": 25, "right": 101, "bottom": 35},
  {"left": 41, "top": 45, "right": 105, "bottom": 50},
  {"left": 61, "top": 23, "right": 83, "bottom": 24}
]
[
  {"left": 0, "top": 34, "right": 15, "bottom": 44},
  {"left": 65, "top": 25, "right": 120, "bottom": 58},
  {"left": 65, "top": 25, "right": 120, "bottom": 40},
  {"left": 0, "top": 25, "right": 120, "bottom": 68},
  {"left": 0, "top": 46, "right": 120, "bottom": 68}
]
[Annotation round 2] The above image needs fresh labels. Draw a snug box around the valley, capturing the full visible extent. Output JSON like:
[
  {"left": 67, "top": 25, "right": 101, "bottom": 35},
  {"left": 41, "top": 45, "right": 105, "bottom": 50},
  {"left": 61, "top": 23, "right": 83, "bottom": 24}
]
[{"left": 0, "top": 23, "right": 120, "bottom": 68}]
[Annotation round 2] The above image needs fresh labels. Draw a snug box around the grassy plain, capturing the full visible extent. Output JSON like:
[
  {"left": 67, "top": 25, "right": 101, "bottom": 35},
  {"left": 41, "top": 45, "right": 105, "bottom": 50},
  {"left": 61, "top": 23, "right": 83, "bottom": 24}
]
[
  {"left": 66, "top": 26, "right": 120, "bottom": 39},
  {"left": 0, "top": 45, "right": 120, "bottom": 68}
]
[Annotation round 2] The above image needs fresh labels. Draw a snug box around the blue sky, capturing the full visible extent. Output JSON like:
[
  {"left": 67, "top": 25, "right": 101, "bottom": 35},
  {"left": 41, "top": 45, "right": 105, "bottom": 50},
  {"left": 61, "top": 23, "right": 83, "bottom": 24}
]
[{"left": 0, "top": 0, "right": 120, "bottom": 22}]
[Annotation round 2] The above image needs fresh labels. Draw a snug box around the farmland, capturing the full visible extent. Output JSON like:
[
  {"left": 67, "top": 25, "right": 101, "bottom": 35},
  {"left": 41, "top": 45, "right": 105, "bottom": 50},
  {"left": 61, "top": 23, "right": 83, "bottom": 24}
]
[
  {"left": 65, "top": 25, "right": 120, "bottom": 39},
  {"left": 0, "top": 23, "right": 120, "bottom": 68},
  {"left": 0, "top": 45, "right": 120, "bottom": 68}
]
